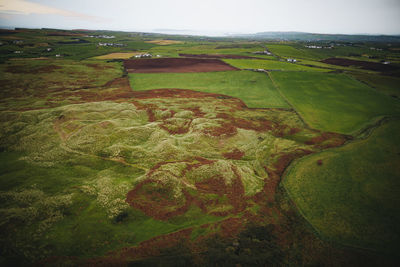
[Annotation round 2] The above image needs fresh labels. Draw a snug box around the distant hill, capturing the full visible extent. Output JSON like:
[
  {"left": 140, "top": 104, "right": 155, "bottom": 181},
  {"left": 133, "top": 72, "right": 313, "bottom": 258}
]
[{"left": 232, "top": 31, "right": 400, "bottom": 42}]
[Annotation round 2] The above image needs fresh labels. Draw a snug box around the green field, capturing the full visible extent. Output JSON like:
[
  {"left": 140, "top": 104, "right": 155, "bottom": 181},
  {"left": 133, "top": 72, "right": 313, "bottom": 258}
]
[
  {"left": 351, "top": 72, "right": 400, "bottom": 98},
  {"left": 223, "top": 58, "right": 329, "bottom": 72},
  {"left": 148, "top": 43, "right": 275, "bottom": 58},
  {"left": 266, "top": 44, "right": 322, "bottom": 60},
  {"left": 269, "top": 71, "right": 400, "bottom": 134},
  {"left": 129, "top": 70, "right": 290, "bottom": 108},
  {"left": 283, "top": 119, "right": 400, "bottom": 254}
]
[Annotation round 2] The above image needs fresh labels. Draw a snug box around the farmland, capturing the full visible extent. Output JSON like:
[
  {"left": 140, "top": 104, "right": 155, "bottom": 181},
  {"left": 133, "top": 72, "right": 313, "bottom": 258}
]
[
  {"left": 223, "top": 58, "right": 329, "bottom": 72},
  {"left": 0, "top": 28, "right": 399, "bottom": 266},
  {"left": 269, "top": 71, "right": 400, "bottom": 134},
  {"left": 128, "top": 70, "right": 290, "bottom": 108}
]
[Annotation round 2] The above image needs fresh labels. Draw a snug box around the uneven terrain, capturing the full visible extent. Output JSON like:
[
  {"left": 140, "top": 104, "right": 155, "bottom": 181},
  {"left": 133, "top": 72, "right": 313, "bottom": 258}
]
[{"left": 0, "top": 29, "right": 399, "bottom": 266}]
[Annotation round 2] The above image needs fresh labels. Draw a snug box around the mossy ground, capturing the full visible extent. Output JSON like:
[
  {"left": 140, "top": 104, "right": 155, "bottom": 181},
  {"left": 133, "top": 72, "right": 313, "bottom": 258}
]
[
  {"left": 1, "top": 29, "right": 399, "bottom": 266},
  {"left": 0, "top": 59, "right": 349, "bottom": 264}
]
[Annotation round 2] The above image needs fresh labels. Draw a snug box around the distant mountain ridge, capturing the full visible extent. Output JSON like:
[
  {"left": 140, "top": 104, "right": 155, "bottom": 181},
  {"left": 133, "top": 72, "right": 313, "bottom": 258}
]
[{"left": 231, "top": 31, "right": 400, "bottom": 42}]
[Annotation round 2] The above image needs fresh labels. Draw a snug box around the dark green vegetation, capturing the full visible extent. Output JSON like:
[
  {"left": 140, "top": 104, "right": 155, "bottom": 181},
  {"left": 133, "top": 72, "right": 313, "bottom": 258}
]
[
  {"left": 284, "top": 119, "right": 400, "bottom": 254},
  {"left": 270, "top": 72, "right": 400, "bottom": 134},
  {"left": 0, "top": 28, "right": 399, "bottom": 266},
  {"left": 351, "top": 72, "right": 400, "bottom": 99}
]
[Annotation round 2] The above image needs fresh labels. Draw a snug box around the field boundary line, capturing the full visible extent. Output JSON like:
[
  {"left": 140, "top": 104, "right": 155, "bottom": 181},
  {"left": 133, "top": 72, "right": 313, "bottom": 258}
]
[{"left": 266, "top": 71, "right": 311, "bottom": 128}]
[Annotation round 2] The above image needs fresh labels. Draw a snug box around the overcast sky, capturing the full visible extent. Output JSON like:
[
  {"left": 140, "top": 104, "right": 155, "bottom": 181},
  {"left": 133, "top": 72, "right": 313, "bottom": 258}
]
[{"left": 0, "top": 0, "right": 399, "bottom": 35}]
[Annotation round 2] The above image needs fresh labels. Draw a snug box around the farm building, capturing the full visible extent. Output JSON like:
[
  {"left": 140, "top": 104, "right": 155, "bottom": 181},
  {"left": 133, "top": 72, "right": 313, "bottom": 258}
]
[{"left": 135, "top": 53, "right": 152, "bottom": 58}]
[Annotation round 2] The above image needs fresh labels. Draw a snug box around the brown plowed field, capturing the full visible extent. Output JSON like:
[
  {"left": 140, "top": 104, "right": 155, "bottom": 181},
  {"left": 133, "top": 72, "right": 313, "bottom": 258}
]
[
  {"left": 321, "top": 57, "right": 397, "bottom": 72},
  {"left": 179, "top": 53, "right": 259, "bottom": 59},
  {"left": 123, "top": 58, "right": 238, "bottom": 73}
]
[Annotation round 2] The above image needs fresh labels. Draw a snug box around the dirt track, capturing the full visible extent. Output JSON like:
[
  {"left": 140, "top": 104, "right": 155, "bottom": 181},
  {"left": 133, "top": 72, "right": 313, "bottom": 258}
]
[{"left": 123, "top": 58, "right": 238, "bottom": 73}]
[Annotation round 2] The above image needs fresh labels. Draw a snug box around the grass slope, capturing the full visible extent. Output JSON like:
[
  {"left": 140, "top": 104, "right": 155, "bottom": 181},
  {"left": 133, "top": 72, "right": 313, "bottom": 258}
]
[
  {"left": 283, "top": 119, "right": 400, "bottom": 254},
  {"left": 269, "top": 71, "right": 400, "bottom": 134},
  {"left": 351, "top": 72, "right": 400, "bottom": 99},
  {"left": 129, "top": 70, "right": 290, "bottom": 108}
]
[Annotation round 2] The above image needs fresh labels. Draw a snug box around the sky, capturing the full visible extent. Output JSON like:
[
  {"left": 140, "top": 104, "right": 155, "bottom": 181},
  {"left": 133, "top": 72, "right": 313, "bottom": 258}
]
[{"left": 0, "top": 0, "right": 399, "bottom": 36}]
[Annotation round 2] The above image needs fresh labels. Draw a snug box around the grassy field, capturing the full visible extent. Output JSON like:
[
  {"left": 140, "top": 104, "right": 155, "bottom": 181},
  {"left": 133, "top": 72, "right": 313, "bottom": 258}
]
[
  {"left": 283, "top": 119, "right": 400, "bottom": 254},
  {"left": 351, "top": 72, "right": 400, "bottom": 98},
  {"left": 223, "top": 58, "right": 329, "bottom": 72},
  {"left": 93, "top": 52, "right": 142, "bottom": 59},
  {"left": 266, "top": 44, "right": 323, "bottom": 60},
  {"left": 269, "top": 72, "right": 400, "bottom": 134},
  {"left": 129, "top": 70, "right": 290, "bottom": 108},
  {"left": 149, "top": 44, "right": 274, "bottom": 58}
]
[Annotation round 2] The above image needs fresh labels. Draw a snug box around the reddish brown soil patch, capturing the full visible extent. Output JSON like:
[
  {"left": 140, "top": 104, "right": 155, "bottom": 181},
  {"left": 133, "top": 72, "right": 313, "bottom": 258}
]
[
  {"left": 321, "top": 57, "right": 398, "bottom": 72},
  {"left": 223, "top": 148, "right": 245, "bottom": 160},
  {"left": 179, "top": 53, "right": 260, "bottom": 59},
  {"left": 203, "top": 122, "right": 238, "bottom": 137},
  {"left": 6, "top": 64, "right": 62, "bottom": 74},
  {"left": 126, "top": 179, "right": 191, "bottom": 220},
  {"left": 124, "top": 58, "right": 239, "bottom": 73},
  {"left": 218, "top": 217, "right": 245, "bottom": 238},
  {"left": 305, "top": 131, "right": 351, "bottom": 148},
  {"left": 126, "top": 159, "right": 246, "bottom": 220},
  {"left": 185, "top": 106, "right": 206, "bottom": 117},
  {"left": 132, "top": 88, "right": 247, "bottom": 109},
  {"left": 51, "top": 77, "right": 136, "bottom": 104},
  {"left": 86, "top": 63, "right": 114, "bottom": 70},
  {"left": 86, "top": 228, "right": 193, "bottom": 266}
]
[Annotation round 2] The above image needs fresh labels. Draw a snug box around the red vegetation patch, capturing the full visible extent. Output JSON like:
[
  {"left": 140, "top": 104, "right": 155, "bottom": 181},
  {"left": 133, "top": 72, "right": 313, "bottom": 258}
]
[
  {"left": 203, "top": 122, "right": 238, "bottom": 137},
  {"left": 55, "top": 77, "right": 136, "bottom": 104},
  {"left": 321, "top": 57, "right": 397, "bottom": 72},
  {"left": 86, "top": 228, "right": 193, "bottom": 265},
  {"left": 317, "top": 159, "right": 323, "bottom": 166},
  {"left": 126, "top": 159, "right": 246, "bottom": 220},
  {"left": 218, "top": 217, "right": 245, "bottom": 239},
  {"left": 185, "top": 106, "right": 206, "bottom": 117},
  {"left": 222, "top": 148, "right": 245, "bottom": 160},
  {"left": 185, "top": 157, "right": 216, "bottom": 174},
  {"left": 123, "top": 58, "right": 239, "bottom": 73},
  {"left": 132, "top": 88, "right": 246, "bottom": 107},
  {"left": 179, "top": 53, "right": 260, "bottom": 59},
  {"left": 160, "top": 119, "right": 191, "bottom": 134},
  {"left": 305, "top": 131, "right": 351, "bottom": 148},
  {"left": 6, "top": 64, "right": 61, "bottom": 74},
  {"left": 86, "top": 63, "right": 114, "bottom": 70},
  {"left": 126, "top": 179, "right": 192, "bottom": 220}
]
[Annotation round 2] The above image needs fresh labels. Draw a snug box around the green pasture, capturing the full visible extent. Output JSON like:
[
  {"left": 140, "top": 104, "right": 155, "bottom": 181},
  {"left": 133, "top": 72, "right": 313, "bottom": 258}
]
[
  {"left": 266, "top": 43, "right": 392, "bottom": 62},
  {"left": 269, "top": 71, "right": 400, "bottom": 134},
  {"left": 283, "top": 119, "right": 400, "bottom": 255},
  {"left": 266, "top": 44, "right": 322, "bottom": 60},
  {"left": 149, "top": 43, "right": 273, "bottom": 58},
  {"left": 129, "top": 70, "right": 290, "bottom": 108},
  {"left": 223, "top": 58, "right": 329, "bottom": 72},
  {"left": 351, "top": 73, "right": 400, "bottom": 98}
]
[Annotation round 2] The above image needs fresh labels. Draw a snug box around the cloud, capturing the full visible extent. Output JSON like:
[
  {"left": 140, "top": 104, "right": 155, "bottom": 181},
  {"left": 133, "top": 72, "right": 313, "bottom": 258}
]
[{"left": 0, "top": 0, "right": 106, "bottom": 22}]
